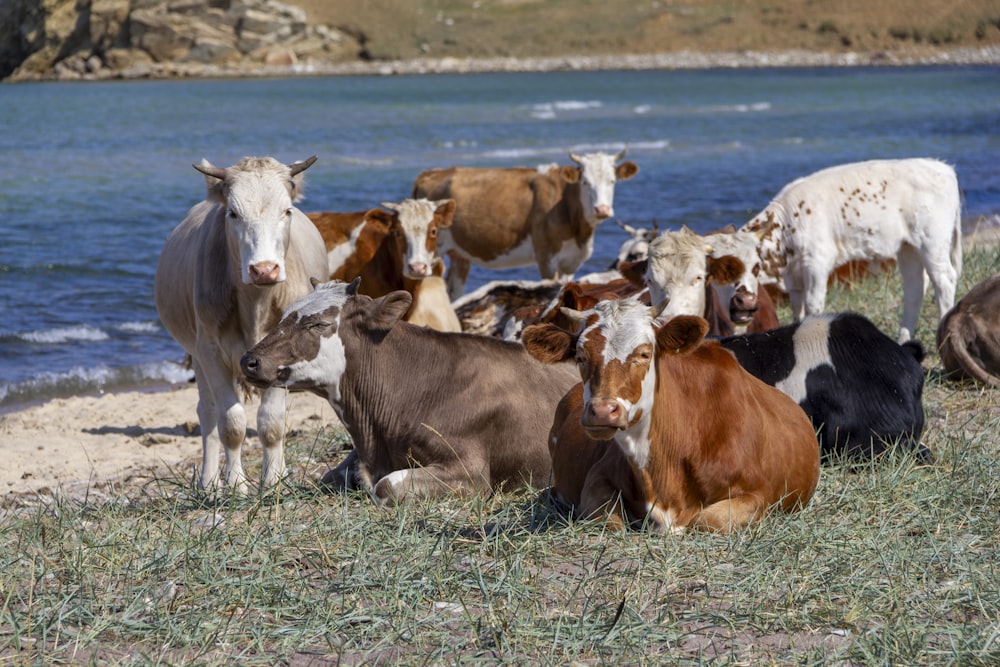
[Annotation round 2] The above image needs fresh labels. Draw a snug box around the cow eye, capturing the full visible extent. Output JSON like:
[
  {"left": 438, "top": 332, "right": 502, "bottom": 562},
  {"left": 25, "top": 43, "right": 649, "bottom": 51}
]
[
  {"left": 284, "top": 208, "right": 294, "bottom": 218},
  {"left": 428, "top": 227, "right": 437, "bottom": 238}
]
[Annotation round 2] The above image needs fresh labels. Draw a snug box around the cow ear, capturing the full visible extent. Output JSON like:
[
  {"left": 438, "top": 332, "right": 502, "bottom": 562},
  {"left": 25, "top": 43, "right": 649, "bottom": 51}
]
[
  {"left": 559, "top": 283, "right": 586, "bottom": 311},
  {"left": 433, "top": 199, "right": 456, "bottom": 227},
  {"left": 707, "top": 255, "right": 745, "bottom": 285},
  {"left": 618, "top": 258, "right": 648, "bottom": 286},
  {"left": 366, "top": 209, "right": 396, "bottom": 233},
  {"left": 655, "top": 316, "right": 709, "bottom": 355},
  {"left": 522, "top": 324, "right": 576, "bottom": 364},
  {"left": 615, "top": 161, "right": 639, "bottom": 180},
  {"left": 366, "top": 290, "right": 412, "bottom": 331},
  {"left": 561, "top": 165, "right": 581, "bottom": 183}
]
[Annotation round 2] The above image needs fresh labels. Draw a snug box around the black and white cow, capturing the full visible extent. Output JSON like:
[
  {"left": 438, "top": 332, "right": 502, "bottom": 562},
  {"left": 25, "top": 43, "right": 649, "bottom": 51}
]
[{"left": 719, "top": 312, "right": 931, "bottom": 463}]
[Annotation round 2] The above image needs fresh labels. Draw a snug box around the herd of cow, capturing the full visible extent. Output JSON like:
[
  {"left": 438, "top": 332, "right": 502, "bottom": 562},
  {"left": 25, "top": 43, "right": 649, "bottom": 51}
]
[{"left": 153, "top": 151, "right": 999, "bottom": 532}]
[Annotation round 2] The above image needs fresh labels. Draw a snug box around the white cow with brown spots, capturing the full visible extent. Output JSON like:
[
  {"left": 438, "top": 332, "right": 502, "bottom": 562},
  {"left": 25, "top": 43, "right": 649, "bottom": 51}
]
[
  {"left": 412, "top": 149, "right": 639, "bottom": 299},
  {"left": 742, "top": 158, "right": 962, "bottom": 342},
  {"left": 154, "top": 156, "right": 329, "bottom": 493}
]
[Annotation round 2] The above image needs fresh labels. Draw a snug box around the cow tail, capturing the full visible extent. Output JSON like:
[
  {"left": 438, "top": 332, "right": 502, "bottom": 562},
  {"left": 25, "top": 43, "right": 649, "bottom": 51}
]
[{"left": 942, "top": 317, "right": 1000, "bottom": 387}]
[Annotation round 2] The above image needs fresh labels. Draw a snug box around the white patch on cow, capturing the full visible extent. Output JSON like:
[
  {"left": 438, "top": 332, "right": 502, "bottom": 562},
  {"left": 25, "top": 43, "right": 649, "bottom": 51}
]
[
  {"left": 645, "top": 229, "right": 713, "bottom": 317},
  {"left": 388, "top": 198, "right": 441, "bottom": 278},
  {"left": 326, "top": 219, "right": 367, "bottom": 276},
  {"left": 549, "top": 235, "right": 594, "bottom": 278},
  {"left": 373, "top": 469, "right": 411, "bottom": 504},
  {"left": 285, "top": 281, "right": 353, "bottom": 320},
  {"left": 580, "top": 299, "right": 658, "bottom": 469},
  {"left": 467, "top": 234, "right": 539, "bottom": 270},
  {"left": 282, "top": 333, "right": 348, "bottom": 404},
  {"left": 646, "top": 502, "right": 682, "bottom": 534},
  {"left": 226, "top": 166, "right": 296, "bottom": 284},
  {"left": 706, "top": 228, "right": 765, "bottom": 305},
  {"left": 536, "top": 162, "right": 559, "bottom": 174},
  {"left": 572, "top": 152, "right": 620, "bottom": 223},
  {"left": 775, "top": 315, "right": 834, "bottom": 404}
]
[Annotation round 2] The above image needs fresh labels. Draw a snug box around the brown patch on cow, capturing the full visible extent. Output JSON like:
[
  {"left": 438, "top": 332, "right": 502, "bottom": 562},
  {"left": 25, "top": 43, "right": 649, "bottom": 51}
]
[{"left": 522, "top": 323, "right": 577, "bottom": 364}]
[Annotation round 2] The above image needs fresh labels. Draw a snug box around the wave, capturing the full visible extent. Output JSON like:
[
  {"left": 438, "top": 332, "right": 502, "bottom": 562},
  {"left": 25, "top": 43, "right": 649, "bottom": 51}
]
[
  {"left": 530, "top": 99, "right": 603, "bottom": 119},
  {"left": 12, "top": 320, "right": 161, "bottom": 345},
  {"left": 18, "top": 325, "right": 109, "bottom": 344},
  {"left": 0, "top": 360, "right": 193, "bottom": 411},
  {"left": 479, "top": 140, "right": 668, "bottom": 162}
]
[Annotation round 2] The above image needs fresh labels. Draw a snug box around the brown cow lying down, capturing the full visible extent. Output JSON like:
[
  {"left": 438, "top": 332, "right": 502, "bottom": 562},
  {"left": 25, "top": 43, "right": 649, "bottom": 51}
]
[
  {"left": 522, "top": 299, "right": 820, "bottom": 532},
  {"left": 936, "top": 273, "right": 1000, "bottom": 387},
  {"left": 241, "top": 278, "right": 580, "bottom": 504}
]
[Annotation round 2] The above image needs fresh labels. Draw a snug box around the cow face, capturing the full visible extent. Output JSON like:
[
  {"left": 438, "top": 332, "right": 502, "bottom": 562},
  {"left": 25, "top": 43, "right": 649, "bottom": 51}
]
[
  {"left": 241, "top": 278, "right": 412, "bottom": 406},
  {"left": 705, "top": 227, "right": 765, "bottom": 324},
  {"left": 566, "top": 149, "right": 640, "bottom": 224},
  {"left": 381, "top": 198, "right": 456, "bottom": 279},
  {"left": 642, "top": 228, "right": 742, "bottom": 320},
  {"left": 523, "top": 300, "right": 707, "bottom": 468},
  {"left": 196, "top": 155, "right": 317, "bottom": 286},
  {"left": 613, "top": 220, "right": 659, "bottom": 268}
]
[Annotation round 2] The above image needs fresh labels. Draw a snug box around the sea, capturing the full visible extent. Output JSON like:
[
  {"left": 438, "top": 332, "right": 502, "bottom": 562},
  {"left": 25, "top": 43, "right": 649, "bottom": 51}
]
[{"left": 1, "top": 66, "right": 998, "bottom": 411}]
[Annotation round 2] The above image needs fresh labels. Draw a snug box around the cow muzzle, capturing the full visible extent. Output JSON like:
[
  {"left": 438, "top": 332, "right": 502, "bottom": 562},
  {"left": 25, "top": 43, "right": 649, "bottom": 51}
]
[
  {"left": 405, "top": 262, "right": 432, "bottom": 278},
  {"left": 730, "top": 290, "right": 758, "bottom": 324},
  {"left": 240, "top": 353, "right": 288, "bottom": 388},
  {"left": 594, "top": 204, "right": 613, "bottom": 220},
  {"left": 248, "top": 262, "right": 282, "bottom": 285},
  {"left": 582, "top": 398, "right": 628, "bottom": 436}
]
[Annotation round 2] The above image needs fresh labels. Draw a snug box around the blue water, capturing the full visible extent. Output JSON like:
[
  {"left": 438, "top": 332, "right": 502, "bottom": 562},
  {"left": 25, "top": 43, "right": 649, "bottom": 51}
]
[{"left": 1, "top": 66, "right": 998, "bottom": 409}]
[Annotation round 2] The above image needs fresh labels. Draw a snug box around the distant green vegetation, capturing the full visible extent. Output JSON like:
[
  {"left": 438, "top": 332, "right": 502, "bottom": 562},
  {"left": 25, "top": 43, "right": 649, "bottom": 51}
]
[{"left": 2, "top": 245, "right": 999, "bottom": 665}]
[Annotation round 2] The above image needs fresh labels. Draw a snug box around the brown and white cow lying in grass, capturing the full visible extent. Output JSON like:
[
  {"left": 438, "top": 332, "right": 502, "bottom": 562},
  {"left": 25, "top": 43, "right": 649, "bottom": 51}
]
[
  {"left": 936, "top": 273, "right": 1000, "bottom": 387},
  {"left": 154, "top": 156, "right": 329, "bottom": 493},
  {"left": 522, "top": 298, "right": 820, "bottom": 532},
  {"left": 240, "top": 279, "right": 580, "bottom": 504}
]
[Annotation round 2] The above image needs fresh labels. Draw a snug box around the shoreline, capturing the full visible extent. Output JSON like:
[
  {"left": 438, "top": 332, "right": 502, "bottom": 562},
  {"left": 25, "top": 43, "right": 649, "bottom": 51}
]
[{"left": 9, "top": 45, "right": 1000, "bottom": 83}]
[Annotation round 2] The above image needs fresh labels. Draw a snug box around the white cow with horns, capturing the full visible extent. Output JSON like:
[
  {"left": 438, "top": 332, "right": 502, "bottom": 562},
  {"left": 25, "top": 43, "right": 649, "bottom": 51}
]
[
  {"left": 742, "top": 158, "right": 962, "bottom": 342},
  {"left": 154, "top": 155, "right": 329, "bottom": 493}
]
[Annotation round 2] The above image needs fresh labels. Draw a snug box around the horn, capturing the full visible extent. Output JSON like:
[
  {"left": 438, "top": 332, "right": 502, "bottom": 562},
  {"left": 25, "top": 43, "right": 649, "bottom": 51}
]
[
  {"left": 347, "top": 276, "right": 361, "bottom": 296},
  {"left": 380, "top": 201, "right": 401, "bottom": 212},
  {"left": 616, "top": 220, "right": 637, "bottom": 235},
  {"left": 192, "top": 161, "right": 227, "bottom": 180},
  {"left": 568, "top": 151, "right": 583, "bottom": 164},
  {"left": 648, "top": 299, "right": 669, "bottom": 320},
  {"left": 289, "top": 155, "right": 318, "bottom": 176},
  {"left": 615, "top": 146, "right": 628, "bottom": 162}
]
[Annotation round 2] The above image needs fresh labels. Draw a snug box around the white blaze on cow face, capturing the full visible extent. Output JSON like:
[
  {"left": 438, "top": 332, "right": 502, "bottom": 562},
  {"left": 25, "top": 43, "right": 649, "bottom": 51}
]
[
  {"left": 382, "top": 198, "right": 454, "bottom": 279},
  {"left": 269, "top": 281, "right": 354, "bottom": 403},
  {"left": 572, "top": 298, "right": 660, "bottom": 469},
  {"left": 569, "top": 150, "right": 637, "bottom": 225},
  {"left": 706, "top": 228, "right": 765, "bottom": 321},
  {"left": 644, "top": 229, "right": 714, "bottom": 318},
  {"left": 197, "top": 156, "right": 314, "bottom": 286}
]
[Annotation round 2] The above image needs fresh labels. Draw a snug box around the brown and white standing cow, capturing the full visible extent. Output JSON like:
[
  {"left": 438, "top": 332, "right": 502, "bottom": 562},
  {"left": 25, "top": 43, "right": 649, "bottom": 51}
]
[
  {"left": 154, "top": 156, "right": 329, "bottom": 493},
  {"left": 307, "top": 208, "right": 396, "bottom": 281},
  {"left": 412, "top": 149, "right": 639, "bottom": 299},
  {"left": 522, "top": 298, "right": 819, "bottom": 532},
  {"left": 240, "top": 279, "right": 581, "bottom": 504},
  {"left": 936, "top": 273, "right": 1000, "bottom": 387}
]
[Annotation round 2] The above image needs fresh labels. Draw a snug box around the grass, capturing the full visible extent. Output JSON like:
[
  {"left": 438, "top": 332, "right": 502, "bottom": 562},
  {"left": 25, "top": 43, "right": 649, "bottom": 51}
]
[{"left": 2, "top": 246, "right": 999, "bottom": 665}]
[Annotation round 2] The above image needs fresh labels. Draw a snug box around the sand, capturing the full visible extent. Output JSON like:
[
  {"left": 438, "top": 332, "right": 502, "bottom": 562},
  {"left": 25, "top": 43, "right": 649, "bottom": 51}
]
[{"left": 0, "top": 384, "right": 338, "bottom": 503}]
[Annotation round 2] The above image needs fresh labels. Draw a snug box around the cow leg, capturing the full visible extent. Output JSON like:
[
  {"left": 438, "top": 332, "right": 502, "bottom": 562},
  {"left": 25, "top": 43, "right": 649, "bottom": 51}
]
[
  {"left": 787, "top": 289, "right": 806, "bottom": 321},
  {"left": 920, "top": 247, "right": 959, "bottom": 322},
  {"left": 694, "top": 495, "right": 764, "bottom": 533},
  {"left": 897, "top": 245, "right": 927, "bottom": 343},
  {"left": 196, "top": 348, "right": 249, "bottom": 493},
  {"left": 802, "top": 266, "right": 830, "bottom": 317},
  {"left": 445, "top": 251, "right": 471, "bottom": 300},
  {"left": 192, "top": 361, "right": 222, "bottom": 491},
  {"left": 256, "top": 386, "right": 288, "bottom": 489},
  {"left": 371, "top": 463, "right": 490, "bottom": 505}
]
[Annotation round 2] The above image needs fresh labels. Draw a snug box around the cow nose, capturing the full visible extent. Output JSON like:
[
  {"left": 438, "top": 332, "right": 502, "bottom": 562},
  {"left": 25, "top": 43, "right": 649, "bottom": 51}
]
[
  {"left": 407, "top": 262, "right": 429, "bottom": 277},
  {"left": 594, "top": 204, "right": 613, "bottom": 220},
  {"left": 240, "top": 354, "right": 259, "bottom": 377},
  {"left": 732, "top": 290, "right": 758, "bottom": 312},
  {"left": 249, "top": 262, "right": 281, "bottom": 284},
  {"left": 586, "top": 399, "right": 628, "bottom": 429}
]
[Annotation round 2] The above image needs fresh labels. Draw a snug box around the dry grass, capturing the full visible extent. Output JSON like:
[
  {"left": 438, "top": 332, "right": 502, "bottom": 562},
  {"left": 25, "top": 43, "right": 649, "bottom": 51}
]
[
  {"left": 2, "top": 246, "right": 998, "bottom": 665},
  {"left": 295, "top": 0, "right": 1000, "bottom": 62}
]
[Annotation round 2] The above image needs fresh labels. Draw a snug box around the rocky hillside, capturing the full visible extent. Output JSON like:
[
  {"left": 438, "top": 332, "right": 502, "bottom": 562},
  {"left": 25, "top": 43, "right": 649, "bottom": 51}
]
[{"left": 3, "top": 0, "right": 999, "bottom": 82}]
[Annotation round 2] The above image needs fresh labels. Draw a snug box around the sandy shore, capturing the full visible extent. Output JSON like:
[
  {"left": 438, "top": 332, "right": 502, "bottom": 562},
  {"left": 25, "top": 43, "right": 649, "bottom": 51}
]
[{"left": 0, "top": 384, "right": 337, "bottom": 503}]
